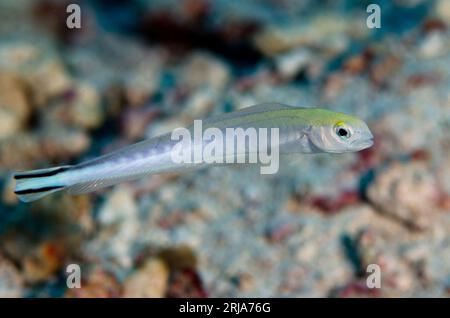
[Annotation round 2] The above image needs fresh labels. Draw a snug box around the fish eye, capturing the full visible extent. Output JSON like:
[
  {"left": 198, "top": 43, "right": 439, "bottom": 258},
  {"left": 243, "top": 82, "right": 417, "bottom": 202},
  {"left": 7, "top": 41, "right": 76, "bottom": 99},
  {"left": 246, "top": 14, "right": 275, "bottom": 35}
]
[{"left": 335, "top": 124, "right": 351, "bottom": 139}]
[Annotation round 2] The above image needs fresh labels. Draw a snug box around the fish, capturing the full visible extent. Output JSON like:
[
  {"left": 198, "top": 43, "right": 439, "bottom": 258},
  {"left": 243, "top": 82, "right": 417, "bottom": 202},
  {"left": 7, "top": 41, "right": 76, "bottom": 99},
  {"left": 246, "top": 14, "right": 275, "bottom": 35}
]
[{"left": 13, "top": 103, "right": 373, "bottom": 202}]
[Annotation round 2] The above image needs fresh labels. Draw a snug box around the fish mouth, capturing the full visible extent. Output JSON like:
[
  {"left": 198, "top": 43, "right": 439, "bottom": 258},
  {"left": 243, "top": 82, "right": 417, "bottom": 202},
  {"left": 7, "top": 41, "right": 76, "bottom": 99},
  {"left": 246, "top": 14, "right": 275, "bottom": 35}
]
[{"left": 353, "top": 137, "right": 374, "bottom": 150}]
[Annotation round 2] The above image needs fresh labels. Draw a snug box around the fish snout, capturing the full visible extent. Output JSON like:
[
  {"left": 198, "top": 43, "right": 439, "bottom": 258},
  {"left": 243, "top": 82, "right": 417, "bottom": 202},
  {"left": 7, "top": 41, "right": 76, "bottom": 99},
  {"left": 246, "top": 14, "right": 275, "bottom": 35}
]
[{"left": 352, "top": 134, "right": 374, "bottom": 150}]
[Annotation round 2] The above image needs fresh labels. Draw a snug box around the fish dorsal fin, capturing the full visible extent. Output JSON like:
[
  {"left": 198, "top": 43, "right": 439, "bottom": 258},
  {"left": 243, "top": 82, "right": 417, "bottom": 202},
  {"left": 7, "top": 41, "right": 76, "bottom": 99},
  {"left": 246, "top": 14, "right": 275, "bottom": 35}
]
[
  {"left": 202, "top": 102, "right": 307, "bottom": 126},
  {"left": 237, "top": 102, "right": 292, "bottom": 110},
  {"left": 231, "top": 102, "right": 306, "bottom": 115}
]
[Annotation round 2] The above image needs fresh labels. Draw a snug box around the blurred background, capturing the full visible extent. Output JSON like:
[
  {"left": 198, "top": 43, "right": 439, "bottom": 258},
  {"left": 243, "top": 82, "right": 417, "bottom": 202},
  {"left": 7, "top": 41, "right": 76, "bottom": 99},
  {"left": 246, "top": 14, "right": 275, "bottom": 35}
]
[{"left": 0, "top": 0, "right": 449, "bottom": 297}]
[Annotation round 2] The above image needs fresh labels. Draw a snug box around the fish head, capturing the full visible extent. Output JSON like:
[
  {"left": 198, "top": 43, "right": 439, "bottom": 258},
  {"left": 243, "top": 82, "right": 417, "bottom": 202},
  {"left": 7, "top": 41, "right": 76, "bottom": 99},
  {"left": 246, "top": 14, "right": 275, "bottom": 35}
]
[{"left": 307, "top": 110, "right": 374, "bottom": 153}]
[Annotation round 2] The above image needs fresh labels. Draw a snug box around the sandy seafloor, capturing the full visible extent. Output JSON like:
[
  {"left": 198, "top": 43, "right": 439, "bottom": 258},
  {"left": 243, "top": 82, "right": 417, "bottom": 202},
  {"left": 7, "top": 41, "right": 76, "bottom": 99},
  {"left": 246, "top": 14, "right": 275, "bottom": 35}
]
[{"left": 0, "top": 0, "right": 450, "bottom": 297}]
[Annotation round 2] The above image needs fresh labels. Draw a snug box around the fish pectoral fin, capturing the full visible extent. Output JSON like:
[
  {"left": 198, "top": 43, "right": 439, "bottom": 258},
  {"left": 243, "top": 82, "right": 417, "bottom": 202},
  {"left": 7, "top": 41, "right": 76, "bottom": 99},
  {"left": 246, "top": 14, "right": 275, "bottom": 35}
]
[{"left": 279, "top": 127, "right": 314, "bottom": 154}]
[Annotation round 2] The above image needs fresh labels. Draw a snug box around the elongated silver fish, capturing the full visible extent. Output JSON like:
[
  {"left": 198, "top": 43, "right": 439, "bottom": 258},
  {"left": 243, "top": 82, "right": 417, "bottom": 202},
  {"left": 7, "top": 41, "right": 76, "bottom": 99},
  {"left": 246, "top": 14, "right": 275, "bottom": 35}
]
[{"left": 14, "top": 103, "right": 373, "bottom": 202}]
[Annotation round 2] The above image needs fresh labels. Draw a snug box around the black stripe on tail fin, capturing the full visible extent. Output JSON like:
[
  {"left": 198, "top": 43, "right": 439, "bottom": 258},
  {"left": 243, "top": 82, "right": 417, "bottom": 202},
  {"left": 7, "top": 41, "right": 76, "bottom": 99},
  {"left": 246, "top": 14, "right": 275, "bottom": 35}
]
[
  {"left": 14, "top": 186, "right": 66, "bottom": 203},
  {"left": 14, "top": 166, "right": 71, "bottom": 180},
  {"left": 14, "top": 186, "right": 65, "bottom": 195}
]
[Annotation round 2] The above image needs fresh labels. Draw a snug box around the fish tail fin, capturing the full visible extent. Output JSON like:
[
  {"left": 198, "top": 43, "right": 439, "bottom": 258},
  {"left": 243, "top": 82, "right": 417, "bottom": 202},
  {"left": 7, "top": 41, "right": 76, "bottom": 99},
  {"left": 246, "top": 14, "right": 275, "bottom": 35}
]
[{"left": 13, "top": 166, "right": 72, "bottom": 203}]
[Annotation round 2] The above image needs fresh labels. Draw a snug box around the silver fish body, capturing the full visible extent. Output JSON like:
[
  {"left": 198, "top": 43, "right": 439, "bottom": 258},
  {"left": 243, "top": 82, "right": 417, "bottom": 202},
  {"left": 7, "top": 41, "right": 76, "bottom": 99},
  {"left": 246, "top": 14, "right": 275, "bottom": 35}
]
[{"left": 14, "top": 103, "right": 373, "bottom": 202}]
